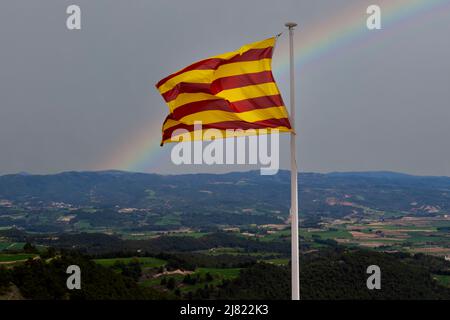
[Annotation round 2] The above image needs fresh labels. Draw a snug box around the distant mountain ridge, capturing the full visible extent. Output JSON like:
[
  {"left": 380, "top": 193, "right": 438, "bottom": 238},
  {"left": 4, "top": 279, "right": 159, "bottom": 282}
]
[
  {"left": 3, "top": 169, "right": 450, "bottom": 178},
  {"left": 0, "top": 169, "right": 449, "bottom": 207}
]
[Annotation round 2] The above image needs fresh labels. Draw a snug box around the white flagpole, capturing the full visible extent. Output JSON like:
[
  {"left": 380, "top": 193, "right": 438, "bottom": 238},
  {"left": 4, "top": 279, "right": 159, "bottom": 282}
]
[{"left": 285, "top": 22, "right": 300, "bottom": 300}]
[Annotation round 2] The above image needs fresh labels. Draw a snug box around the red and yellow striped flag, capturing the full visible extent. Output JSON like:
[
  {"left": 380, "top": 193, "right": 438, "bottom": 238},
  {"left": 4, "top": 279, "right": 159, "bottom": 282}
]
[{"left": 156, "top": 37, "right": 292, "bottom": 145}]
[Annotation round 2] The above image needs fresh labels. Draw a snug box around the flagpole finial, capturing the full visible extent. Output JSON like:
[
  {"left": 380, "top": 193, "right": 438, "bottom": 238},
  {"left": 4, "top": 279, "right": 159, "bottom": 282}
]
[{"left": 285, "top": 22, "right": 298, "bottom": 29}]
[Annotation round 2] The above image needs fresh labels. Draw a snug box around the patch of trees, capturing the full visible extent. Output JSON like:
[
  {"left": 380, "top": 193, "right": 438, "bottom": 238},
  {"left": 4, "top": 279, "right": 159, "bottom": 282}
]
[
  {"left": 28, "top": 232, "right": 291, "bottom": 255},
  {"left": 188, "top": 249, "right": 450, "bottom": 300},
  {"left": 138, "top": 232, "right": 290, "bottom": 253},
  {"left": 299, "top": 249, "right": 450, "bottom": 300},
  {"left": 0, "top": 252, "right": 169, "bottom": 300},
  {"left": 179, "top": 212, "right": 283, "bottom": 227},
  {"left": 157, "top": 252, "right": 256, "bottom": 271},
  {"left": 23, "top": 242, "right": 38, "bottom": 254},
  {"left": 0, "top": 228, "right": 29, "bottom": 242},
  {"left": 111, "top": 259, "right": 143, "bottom": 281},
  {"left": 403, "top": 253, "right": 450, "bottom": 276},
  {"left": 0, "top": 267, "right": 12, "bottom": 294},
  {"left": 214, "top": 263, "right": 290, "bottom": 300}
]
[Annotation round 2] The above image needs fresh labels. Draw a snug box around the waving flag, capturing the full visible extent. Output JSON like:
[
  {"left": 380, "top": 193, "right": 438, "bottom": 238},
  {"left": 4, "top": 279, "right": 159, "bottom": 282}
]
[{"left": 156, "top": 37, "right": 292, "bottom": 145}]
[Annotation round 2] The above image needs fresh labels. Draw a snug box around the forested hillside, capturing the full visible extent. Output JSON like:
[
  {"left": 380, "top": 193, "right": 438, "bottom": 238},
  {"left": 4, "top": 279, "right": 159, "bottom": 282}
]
[{"left": 1, "top": 248, "right": 449, "bottom": 300}]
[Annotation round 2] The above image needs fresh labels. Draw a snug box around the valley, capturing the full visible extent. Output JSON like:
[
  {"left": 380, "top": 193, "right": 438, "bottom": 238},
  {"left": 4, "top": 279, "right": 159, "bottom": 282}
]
[{"left": 1, "top": 170, "right": 450, "bottom": 299}]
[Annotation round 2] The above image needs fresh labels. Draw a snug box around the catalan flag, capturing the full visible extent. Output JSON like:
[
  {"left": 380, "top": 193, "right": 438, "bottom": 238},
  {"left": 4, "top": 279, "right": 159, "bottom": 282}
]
[{"left": 156, "top": 37, "right": 292, "bottom": 145}]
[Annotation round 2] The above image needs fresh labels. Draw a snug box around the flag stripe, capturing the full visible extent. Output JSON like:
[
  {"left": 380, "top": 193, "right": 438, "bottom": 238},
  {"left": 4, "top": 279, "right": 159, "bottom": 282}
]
[
  {"left": 163, "top": 106, "right": 289, "bottom": 130},
  {"left": 215, "top": 82, "right": 281, "bottom": 103},
  {"left": 162, "top": 70, "right": 275, "bottom": 103},
  {"left": 171, "top": 99, "right": 230, "bottom": 119},
  {"left": 158, "top": 70, "right": 215, "bottom": 95},
  {"left": 156, "top": 47, "right": 273, "bottom": 92},
  {"left": 211, "top": 71, "right": 275, "bottom": 94},
  {"left": 162, "top": 118, "right": 292, "bottom": 142},
  {"left": 162, "top": 83, "right": 211, "bottom": 102},
  {"left": 168, "top": 82, "right": 279, "bottom": 111},
  {"left": 168, "top": 93, "right": 219, "bottom": 112},
  {"left": 156, "top": 59, "right": 222, "bottom": 89},
  {"left": 171, "top": 94, "right": 285, "bottom": 120},
  {"left": 220, "top": 47, "right": 273, "bottom": 66},
  {"left": 231, "top": 94, "right": 285, "bottom": 111},
  {"left": 158, "top": 58, "right": 273, "bottom": 95},
  {"left": 164, "top": 126, "right": 290, "bottom": 144},
  {"left": 163, "top": 111, "right": 291, "bottom": 130},
  {"left": 211, "top": 37, "right": 276, "bottom": 59},
  {"left": 212, "top": 59, "right": 272, "bottom": 82}
]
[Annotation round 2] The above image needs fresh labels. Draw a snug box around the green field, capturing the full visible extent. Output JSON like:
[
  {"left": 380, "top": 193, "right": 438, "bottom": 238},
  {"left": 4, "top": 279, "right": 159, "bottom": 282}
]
[
  {"left": 141, "top": 267, "right": 241, "bottom": 293},
  {"left": 0, "top": 253, "right": 37, "bottom": 263},
  {"left": 263, "top": 258, "right": 289, "bottom": 265},
  {"left": 260, "top": 229, "right": 291, "bottom": 242},
  {"left": 372, "top": 225, "right": 437, "bottom": 231},
  {"left": 0, "top": 242, "right": 12, "bottom": 251},
  {"left": 433, "top": 274, "right": 450, "bottom": 287},
  {"left": 405, "top": 233, "right": 449, "bottom": 243},
  {"left": 73, "top": 220, "right": 92, "bottom": 230},
  {"left": 93, "top": 257, "right": 167, "bottom": 268},
  {"left": 196, "top": 267, "right": 241, "bottom": 278},
  {"left": 120, "top": 231, "right": 159, "bottom": 240},
  {"left": 197, "top": 247, "right": 244, "bottom": 255},
  {"left": 0, "top": 242, "right": 25, "bottom": 251},
  {"left": 168, "top": 232, "right": 208, "bottom": 238},
  {"left": 197, "top": 247, "right": 282, "bottom": 260},
  {"left": 310, "top": 229, "right": 353, "bottom": 239},
  {"left": 262, "top": 227, "right": 353, "bottom": 242},
  {"left": 155, "top": 214, "right": 181, "bottom": 226},
  {"left": 120, "top": 230, "right": 207, "bottom": 240}
]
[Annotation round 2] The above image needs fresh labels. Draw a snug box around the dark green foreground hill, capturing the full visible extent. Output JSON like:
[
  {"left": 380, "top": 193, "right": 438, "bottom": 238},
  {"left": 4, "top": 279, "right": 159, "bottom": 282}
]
[
  {"left": 0, "top": 253, "right": 167, "bottom": 300},
  {"left": 208, "top": 249, "right": 450, "bottom": 300},
  {"left": 1, "top": 248, "right": 449, "bottom": 300}
]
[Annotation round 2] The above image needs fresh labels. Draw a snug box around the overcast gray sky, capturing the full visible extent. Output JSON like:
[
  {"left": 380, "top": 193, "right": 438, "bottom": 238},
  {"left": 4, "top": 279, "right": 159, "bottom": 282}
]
[{"left": 0, "top": 0, "right": 449, "bottom": 176}]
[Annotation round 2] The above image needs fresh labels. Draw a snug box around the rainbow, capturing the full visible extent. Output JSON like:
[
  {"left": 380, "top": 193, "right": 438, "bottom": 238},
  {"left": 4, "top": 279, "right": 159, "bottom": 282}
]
[
  {"left": 273, "top": 0, "right": 450, "bottom": 74},
  {"left": 99, "top": 0, "right": 449, "bottom": 173}
]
